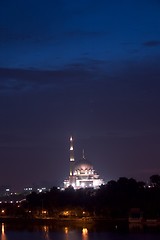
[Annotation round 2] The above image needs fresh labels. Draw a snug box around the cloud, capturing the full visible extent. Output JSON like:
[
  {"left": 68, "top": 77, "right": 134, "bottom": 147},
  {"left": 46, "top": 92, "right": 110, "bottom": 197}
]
[
  {"left": 0, "top": 66, "right": 94, "bottom": 93},
  {"left": 0, "top": 56, "right": 160, "bottom": 96},
  {"left": 0, "top": 58, "right": 111, "bottom": 93},
  {"left": 143, "top": 40, "right": 160, "bottom": 47}
]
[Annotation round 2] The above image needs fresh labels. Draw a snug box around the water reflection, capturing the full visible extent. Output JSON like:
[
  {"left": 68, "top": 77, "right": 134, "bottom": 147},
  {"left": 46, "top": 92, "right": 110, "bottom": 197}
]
[
  {"left": 63, "top": 226, "right": 89, "bottom": 240},
  {"left": 129, "top": 223, "right": 143, "bottom": 232},
  {"left": 64, "top": 227, "right": 69, "bottom": 240},
  {"left": 64, "top": 227, "right": 69, "bottom": 234},
  {"left": 1, "top": 223, "right": 7, "bottom": 240},
  {"left": 0, "top": 222, "right": 160, "bottom": 240},
  {"left": 42, "top": 225, "right": 51, "bottom": 240},
  {"left": 82, "top": 228, "right": 88, "bottom": 240}
]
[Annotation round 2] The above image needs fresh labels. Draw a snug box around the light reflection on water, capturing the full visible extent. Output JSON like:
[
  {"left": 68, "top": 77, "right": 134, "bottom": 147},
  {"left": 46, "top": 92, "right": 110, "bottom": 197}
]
[
  {"left": 1, "top": 222, "right": 160, "bottom": 240},
  {"left": 63, "top": 227, "right": 89, "bottom": 240},
  {"left": 63, "top": 226, "right": 84, "bottom": 240},
  {"left": 42, "top": 225, "right": 51, "bottom": 240},
  {"left": 42, "top": 224, "right": 160, "bottom": 240},
  {"left": 1, "top": 223, "right": 7, "bottom": 240},
  {"left": 82, "top": 228, "right": 88, "bottom": 240},
  {"left": 64, "top": 227, "right": 69, "bottom": 240}
]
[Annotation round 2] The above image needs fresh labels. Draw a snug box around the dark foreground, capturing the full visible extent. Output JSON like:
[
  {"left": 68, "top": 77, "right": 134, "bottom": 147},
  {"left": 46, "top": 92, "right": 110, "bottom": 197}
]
[{"left": 1, "top": 220, "right": 160, "bottom": 240}]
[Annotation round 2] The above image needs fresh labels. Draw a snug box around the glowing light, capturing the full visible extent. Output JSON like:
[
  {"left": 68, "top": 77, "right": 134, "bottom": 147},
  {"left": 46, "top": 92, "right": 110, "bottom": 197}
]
[
  {"left": 1, "top": 210, "right": 5, "bottom": 214},
  {"left": 1, "top": 223, "right": 4, "bottom": 234},
  {"left": 64, "top": 227, "right": 69, "bottom": 234},
  {"left": 1, "top": 223, "right": 7, "bottom": 240},
  {"left": 42, "top": 210, "right": 47, "bottom": 214},
  {"left": 63, "top": 211, "right": 69, "bottom": 216},
  {"left": 43, "top": 225, "right": 50, "bottom": 240},
  {"left": 70, "top": 136, "right": 73, "bottom": 141},
  {"left": 70, "top": 146, "right": 73, "bottom": 150},
  {"left": 81, "top": 182, "right": 85, "bottom": 188},
  {"left": 82, "top": 228, "right": 88, "bottom": 240},
  {"left": 64, "top": 227, "right": 69, "bottom": 240},
  {"left": 43, "top": 225, "right": 49, "bottom": 233}
]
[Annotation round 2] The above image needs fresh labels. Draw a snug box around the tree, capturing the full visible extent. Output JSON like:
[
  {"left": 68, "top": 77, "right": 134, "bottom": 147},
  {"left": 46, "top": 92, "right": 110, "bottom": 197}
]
[{"left": 150, "top": 175, "right": 160, "bottom": 188}]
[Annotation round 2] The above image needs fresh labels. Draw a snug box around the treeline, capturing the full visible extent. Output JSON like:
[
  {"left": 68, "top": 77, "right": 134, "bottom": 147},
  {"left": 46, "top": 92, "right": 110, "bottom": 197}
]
[{"left": 24, "top": 175, "right": 160, "bottom": 219}]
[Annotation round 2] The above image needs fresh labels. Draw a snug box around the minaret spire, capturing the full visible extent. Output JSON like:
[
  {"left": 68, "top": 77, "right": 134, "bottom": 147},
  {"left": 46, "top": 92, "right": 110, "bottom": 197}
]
[
  {"left": 69, "top": 136, "right": 75, "bottom": 176},
  {"left": 82, "top": 149, "right": 85, "bottom": 159}
]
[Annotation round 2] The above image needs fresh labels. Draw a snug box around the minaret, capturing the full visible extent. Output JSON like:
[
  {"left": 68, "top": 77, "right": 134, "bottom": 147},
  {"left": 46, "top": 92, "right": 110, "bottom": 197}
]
[
  {"left": 82, "top": 149, "right": 85, "bottom": 160},
  {"left": 69, "top": 136, "right": 75, "bottom": 176}
]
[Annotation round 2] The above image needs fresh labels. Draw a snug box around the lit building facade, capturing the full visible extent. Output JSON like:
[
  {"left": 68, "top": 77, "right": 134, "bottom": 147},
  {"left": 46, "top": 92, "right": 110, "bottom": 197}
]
[{"left": 64, "top": 137, "right": 104, "bottom": 189}]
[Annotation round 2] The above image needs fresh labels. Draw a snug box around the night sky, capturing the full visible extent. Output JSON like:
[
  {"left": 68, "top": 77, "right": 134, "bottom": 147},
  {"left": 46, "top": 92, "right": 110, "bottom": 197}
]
[{"left": 0, "top": 0, "right": 160, "bottom": 190}]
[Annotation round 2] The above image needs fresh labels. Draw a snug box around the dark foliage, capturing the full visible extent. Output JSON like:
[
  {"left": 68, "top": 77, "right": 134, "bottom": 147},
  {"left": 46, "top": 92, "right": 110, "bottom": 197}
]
[
  {"left": 1, "top": 176, "right": 158, "bottom": 219},
  {"left": 23, "top": 176, "right": 160, "bottom": 219}
]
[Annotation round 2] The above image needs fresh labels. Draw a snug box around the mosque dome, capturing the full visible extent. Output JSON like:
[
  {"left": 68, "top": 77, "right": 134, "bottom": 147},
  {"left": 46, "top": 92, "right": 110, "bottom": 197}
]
[{"left": 74, "top": 159, "right": 93, "bottom": 171}]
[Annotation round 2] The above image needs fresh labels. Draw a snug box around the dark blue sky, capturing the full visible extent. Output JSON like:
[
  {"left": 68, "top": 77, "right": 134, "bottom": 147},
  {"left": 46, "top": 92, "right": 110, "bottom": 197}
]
[{"left": 0, "top": 0, "right": 160, "bottom": 190}]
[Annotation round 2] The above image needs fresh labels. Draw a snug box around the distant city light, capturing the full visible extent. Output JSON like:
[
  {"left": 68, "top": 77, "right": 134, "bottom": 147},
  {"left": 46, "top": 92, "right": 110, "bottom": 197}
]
[{"left": 24, "top": 187, "right": 32, "bottom": 191}]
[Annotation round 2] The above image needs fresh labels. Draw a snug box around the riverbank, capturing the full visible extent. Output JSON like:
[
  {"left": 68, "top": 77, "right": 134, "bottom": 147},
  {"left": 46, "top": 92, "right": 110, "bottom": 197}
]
[
  {"left": 1, "top": 216, "right": 160, "bottom": 228},
  {"left": 0, "top": 216, "right": 128, "bottom": 230}
]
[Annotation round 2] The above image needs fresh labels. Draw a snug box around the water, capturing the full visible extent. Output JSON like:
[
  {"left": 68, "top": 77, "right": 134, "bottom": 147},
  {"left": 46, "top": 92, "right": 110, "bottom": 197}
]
[{"left": 1, "top": 222, "right": 160, "bottom": 240}]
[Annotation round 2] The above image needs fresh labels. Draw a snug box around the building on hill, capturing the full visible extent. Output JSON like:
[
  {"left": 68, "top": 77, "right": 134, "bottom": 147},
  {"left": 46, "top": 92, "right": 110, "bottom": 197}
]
[{"left": 64, "top": 137, "right": 104, "bottom": 189}]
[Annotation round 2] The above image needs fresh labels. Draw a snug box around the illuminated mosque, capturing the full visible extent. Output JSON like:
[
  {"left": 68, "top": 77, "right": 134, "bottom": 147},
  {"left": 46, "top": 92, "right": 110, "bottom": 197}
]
[{"left": 64, "top": 137, "right": 104, "bottom": 189}]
